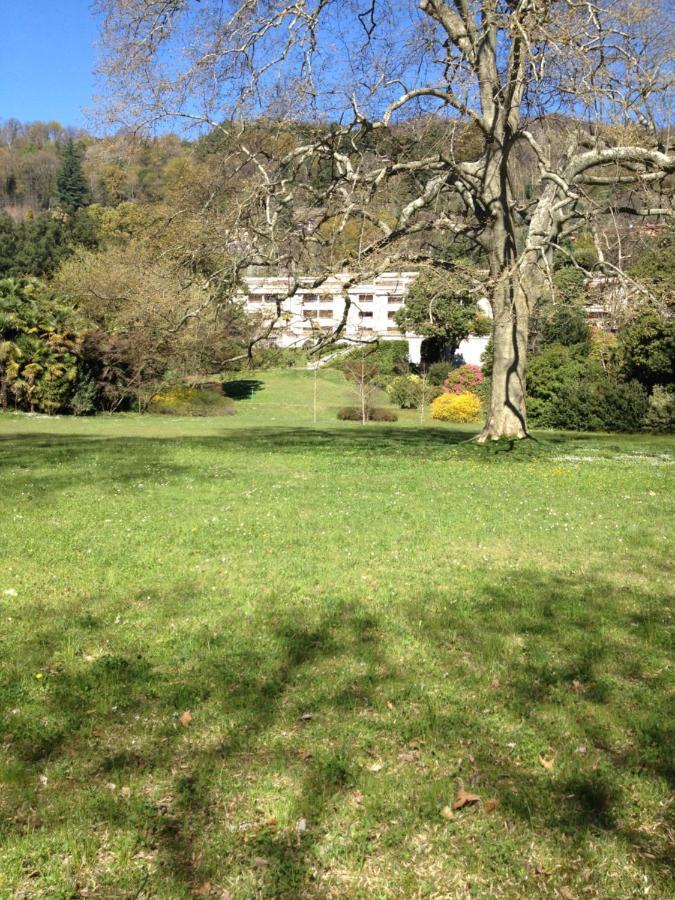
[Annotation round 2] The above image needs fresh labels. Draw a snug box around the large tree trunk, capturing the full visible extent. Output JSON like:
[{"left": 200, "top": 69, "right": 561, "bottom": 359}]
[{"left": 478, "top": 274, "right": 530, "bottom": 442}]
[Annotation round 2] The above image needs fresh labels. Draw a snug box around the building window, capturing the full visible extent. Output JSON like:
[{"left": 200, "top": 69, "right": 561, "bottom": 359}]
[
  {"left": 262, "top": 294, "right": 283, "bottom": 304},
  {"left": 388, "top": 311, "right": 398, "bottom": 320},
  {"left": 358, "top": 294, "right": 374, "bottom": 303},
  {"left": 359, "top": 311, "right": 373, "bottom": 319},
  {"left": 303, "top": 293, "right": 319, "bottom": 305},
  {"left": 387, "top": 327, "right": 401, "bottom": 334},
  {"left": 305, "top": 309, "right": 318, "bottom": 319},
  {"left": 388, "top": 295, "right": 403, "bottom": 304}
]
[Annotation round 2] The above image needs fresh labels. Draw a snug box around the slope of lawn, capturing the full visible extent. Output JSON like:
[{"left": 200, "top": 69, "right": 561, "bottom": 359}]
[{"left": 0, "top": 369, "right": 673, "bottom": 899}]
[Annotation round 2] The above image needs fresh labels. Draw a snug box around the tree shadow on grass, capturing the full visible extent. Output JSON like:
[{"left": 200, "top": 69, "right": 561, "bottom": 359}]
[
  {"left": 222, "top": 378, "right": 265, "bottom": 400},
  {"left": 1, "top": 567, "right": 673, "bottom": 896}
]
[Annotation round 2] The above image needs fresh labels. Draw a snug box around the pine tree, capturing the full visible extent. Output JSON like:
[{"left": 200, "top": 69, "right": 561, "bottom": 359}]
[{"left": 53, "top": 140, "right": 90, "bottom": 213}]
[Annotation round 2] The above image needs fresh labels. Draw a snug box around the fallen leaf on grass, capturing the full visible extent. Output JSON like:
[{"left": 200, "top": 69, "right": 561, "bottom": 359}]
[
  {"left": 539, "top": 754, "right": 555, "bottom": 770},
  {"left": 180, "top": 710, "right": 192, "bottom": 727},
  {"left": 490, "top": 677, "right": 500, "bottom": 689},
  {"left": 484, "top": 798, "right": 498, "bottom": 814},
  {"left": 386, "top": 701, "right": 394, "bottom": 710},
  {"left": 440, "top": 805, "right": 454, "bottom": 820},
  {"left": 453, "top": 788, "right": 480, "bottom": 810},
  {"left": 559, "top": 889, "right": 578, "bottom": 900},
  {"left": 299, "top": 712, "right": 313, "bottom": 721},
  {"left": 369, "top": 762, "right": 383, "bottom": 773},
  {"left": 295, "top": 817, "right": 307, "bottom": 833},
  {"left": 351, "top": 790, "right": 363, "bottom": 805},
  {"left": 194, "top": 883, "right": 212, "bottom": 897}
]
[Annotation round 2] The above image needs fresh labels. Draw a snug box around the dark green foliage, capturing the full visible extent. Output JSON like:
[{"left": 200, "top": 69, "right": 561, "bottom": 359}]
[
  {"left": 643, "top": 386, "right": 674, "bottom": 433},
  {"left": 618, "top": 308, "right": 675, "bottom": 390},
  {"left": 0, "top": 209, "right": 99, "bottom": 278},
  {"left": 526, "top": 344, "right": 594, "bottom": 427},
  {"left": 542, "top": 302, "right": 591, "bottom": 348},
  {"left": 337, "top": 406, "right": 398, "bottom": 422},
  {"left": 527, "top": 342, "right": 649, "bottom": 432},
  {"left": 70, "top": 375, "right": 99, "bottom": 416},
  {"left": 53, "top": 140, "right": 91, "bottom": 213},
  {"left": 548, "top": 377, "right": 649, "bottom": 433}
]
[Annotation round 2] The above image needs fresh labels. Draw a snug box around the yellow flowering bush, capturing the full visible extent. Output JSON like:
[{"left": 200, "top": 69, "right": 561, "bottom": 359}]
[{"left": 430, "top": 391, "right": 482, "bottom": 423}]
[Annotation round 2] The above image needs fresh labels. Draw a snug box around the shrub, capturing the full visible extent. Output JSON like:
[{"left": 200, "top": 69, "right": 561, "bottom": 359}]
[
  {"left": 430, "top": 391, "right": 482, "bottom": 423},
  {"left": 643, "top": 386, "right": 674, "bottom": 433},
  {"left": 426, "top": 361, "right": 453, "bottom": 386},
  {"left": 149, "top": 386, "right": 236, "bottom": 416},
  {"left": 387, "top": 374, "right": 424, "bottom": 408},
  {"left": 337, "top": 406, "right": 398, "bottom": 422},
  {"left": 548, "top": 378, "right": 648, "bottom": 432},
  {"left": 526, "top": 344, "right": 595, "bottom": 427},
  {"left": 617, "top": 308, "right": 675, "bottom": 390},
  {"left": 542, "top": 302, "right": 591, "bottom": 348},
  {"left": 443, "top": 363, "right": 483, "bottom": 395},
  {"left": 369, "top": 407, "right": 399, "bottom": 422},
  {"left": 70, "top": 375, "right": 99, "bottom": 416}
]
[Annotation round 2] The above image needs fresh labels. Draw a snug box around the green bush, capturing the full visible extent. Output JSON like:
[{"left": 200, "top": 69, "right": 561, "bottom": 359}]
[
  {"left": 542, "top": 302, "right": 591, "bottom": 348},
  {"left": 527, "top": 342, "right": 649, "bottom": 432},
  {"left": 337, "top": 406, "right": 398, "bottom": 422},
  {"left": 426, "top": 361, "right": 453, "bottom": 386},
  {"left": 643, "top": 386, "right": 674, "bottom": 433},
  {"left": 70, "top": 375, "right": 99, "bottom": 416},
  {"left": 548, "top": 378, "right": 648, "bottom": 433},
  {"left": 386, "top": 375, "right": 424, "bottom": 408},
  {"left": 618, "top": 308, "right": 675, "bottom": 390},
  {"left": 526, "top": 344, "right": 595, "bottom": 427},
  {"left": 149, "top": 386, "right": 236, "bottom": 416}
]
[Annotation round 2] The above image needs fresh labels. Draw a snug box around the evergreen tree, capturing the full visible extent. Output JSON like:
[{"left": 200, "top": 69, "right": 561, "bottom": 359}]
[{"left": 53, "top": 140, "right": 91, "bottom": 213}]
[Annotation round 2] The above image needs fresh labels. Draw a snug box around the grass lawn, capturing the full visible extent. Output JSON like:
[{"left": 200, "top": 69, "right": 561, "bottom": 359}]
[{"left": 0, "top": 368, "right": 673, "bottom": 898}]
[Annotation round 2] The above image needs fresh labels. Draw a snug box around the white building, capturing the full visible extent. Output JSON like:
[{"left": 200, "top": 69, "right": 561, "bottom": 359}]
[{"left": 242, "top": 272, "right": 490, "bottom": 366}]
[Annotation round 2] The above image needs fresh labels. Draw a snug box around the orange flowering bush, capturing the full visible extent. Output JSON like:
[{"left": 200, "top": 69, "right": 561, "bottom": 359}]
[{"left": 430, "top": 391, "right": 482, "bottom": 423}]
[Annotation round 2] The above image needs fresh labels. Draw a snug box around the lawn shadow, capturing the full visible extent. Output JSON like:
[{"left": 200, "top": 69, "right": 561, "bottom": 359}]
[
  {"left": 2, "top": 566, "right": 673, "bottom": 895},
  {"left": 222, "top": 378, "right": 265, "bottom": 400}
]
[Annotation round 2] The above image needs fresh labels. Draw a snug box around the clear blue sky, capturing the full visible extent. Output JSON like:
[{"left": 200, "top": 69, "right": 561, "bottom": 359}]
[{"left": 0, "top": 0, "right": 98, "bottom": 129}]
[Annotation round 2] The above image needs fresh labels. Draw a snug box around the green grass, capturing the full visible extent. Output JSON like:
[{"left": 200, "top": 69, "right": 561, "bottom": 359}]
[{"left": 0, "top": 369, "right": 673, "bottom": 898}]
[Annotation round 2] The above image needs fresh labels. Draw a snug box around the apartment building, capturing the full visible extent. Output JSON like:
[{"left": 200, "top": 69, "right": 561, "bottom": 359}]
[{"left": 242, "top": 272, "right": 490, "bottom": 365}]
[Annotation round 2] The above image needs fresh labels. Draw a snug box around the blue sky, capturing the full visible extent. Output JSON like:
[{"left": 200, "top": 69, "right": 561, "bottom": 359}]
[{"left": 0, "top": 0, "right": 98, "bottom": 128}]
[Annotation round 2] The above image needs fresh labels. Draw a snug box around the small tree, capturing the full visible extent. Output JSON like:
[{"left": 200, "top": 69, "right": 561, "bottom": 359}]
[{"left": 343, "top": 357, "right": 380, "bottom": 424}]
